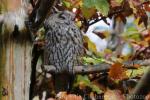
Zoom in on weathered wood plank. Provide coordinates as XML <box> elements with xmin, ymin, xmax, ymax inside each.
<box><xmin>0</xmin><ymin>34</ymin><xmax>32</xmax><ymax>100</ymax></box>
<box><xmin>0</xmin><ymin>0</ymin><xmax>33</xmax><ymax>99</ymax></box>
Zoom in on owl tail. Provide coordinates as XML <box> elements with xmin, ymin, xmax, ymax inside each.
<box><xmin>54</xmin><ymin>73</ymin><xmax>74</xmax><ymax>93</ymax></box>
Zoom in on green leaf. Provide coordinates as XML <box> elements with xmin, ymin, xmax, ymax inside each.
<box><xmin>122</xmin><ymin>24</ymin><xmax>141</xmax><ymax>41</ymax></box>
<box><xmin>83</xmin><ymin>0</ymin><xmax>109</xmax><ymax>16</ymax></box>
<box><xmin>83</xmin><ymin>0</ymin><xmax>95</xmax><ymax>8</ymax></box>
<box><xmin>90</xmin><ymin>85</ymin><xmax>102</xmax><ymax>94</ymax></box>
<box><xmin>75</xmin><ymin>75</ymin><xmax>91</xmax><ymax>86</ymax></box>
<box><xmin>94</xmin><ymin>0</ymin><xmax>109</xmax><ymax>16</ymax></box>
<box><xmin>82</xmin><ymin>56</ymin><xmax>104</xmax><ymax>65</ymax></box>
<box><xmin>62</xmin><ymin>0</ymin><xmax>71</xmax><ymax>8</ymax></box>
<box><xmin>75</xmin><ymin>75</ymin><xmax>102</xmax><ymax>94</ymax></box>
<box><xmin>39</xmin><ymin>27</ymin><xmax>45</xmax><ymax>33</ymax></box>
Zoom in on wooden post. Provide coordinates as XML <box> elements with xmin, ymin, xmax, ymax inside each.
<box><xmin>0</xmin><ymin>33</ymin><xmax>32</xmax><ymax>100</ymax></box>
<box><xmin>0</xmin><ymin>0</ymin><xmax>33</xmax><ymax>99</ymax></box>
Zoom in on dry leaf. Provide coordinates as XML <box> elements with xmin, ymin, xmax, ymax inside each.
<box><xmin>144</xmin><ymin>2</ymin><xmax>150</xmax><ymax>12</ymax></box>
<box><xmin>65</xmin><ymin>94</ymin><xmax>82</xmax><ymax>100</ymax></box>
<box><xmin>56</xmin><ymin>92</ymin><xmax>82</xmax><ymax>100</ymax></box>
<box><xmin>109</xmin><ymin>63</ymin><xmax>127</xmax><ymax>81</ymax></box>
<box><xmin>133</xmin><ymin>64</ymin><xmax>141</xmax><ymax>68</ymax></box>
<box><xmin>110</xmin><ymin>0</ymin><xmax>123</xmax><ymax>7</ymax></box>
<box><xmin>79</xmin><ymin>81</ymin><xmax>87</xmax><ymax>90</ymax></box>
<box><xmin>33</xmin><ymin>96</ymin><xmax>39</xmax><ymax>100</ymax></box>
<box><xmin>83</xmin><ymin>35</ymin><xmax>100</xmax><ymax>56</ymax></box>
<box><xmin>145</xmin><ymin>92</ymin><xmax>150</xmax><ymax>100</ymax></box>
<box><xmin>104</xmin><ymin>89</ymin><xmax>125</xmax><ymax>100</ymax></box>
<box><xmin>47</xmin><ymin>98</ymin><xmax>55</xmax><ymax>100</ymax></box>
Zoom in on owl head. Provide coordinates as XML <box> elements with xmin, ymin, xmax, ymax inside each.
<box><xmin>58</xmin><ymin>10</ymin><xmax>75</xmax><ymax>21</ymax></box>
<box><xmin>44</xmin><ymin>10</ymin><xmax>75</xmax><ymax>30</ymax></box>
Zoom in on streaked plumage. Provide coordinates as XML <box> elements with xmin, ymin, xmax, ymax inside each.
<box><xmin>44</xmin><ymin>10</ymin><xmax>84</xmax><ymax>92</ymax></box>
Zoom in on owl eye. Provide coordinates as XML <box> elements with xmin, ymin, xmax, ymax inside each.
<box><xmin>59</xmin><ymin>13</ymin><xmax>66</xmax><ymax>20</ymax></box>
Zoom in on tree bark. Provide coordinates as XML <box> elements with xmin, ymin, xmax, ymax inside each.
<box><xmin>43</xmin><ymin>59</ymin><xmax>150</xmax><ymax>74</ymax></box>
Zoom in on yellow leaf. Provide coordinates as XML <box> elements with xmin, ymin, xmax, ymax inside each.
<box><xmin>134</xmin><ymin>17</ymin><xmax>143</xmax><ymax>27</ymax></box>
<box><xmin>83</xmin><ymin>35</ymin><xmax>102</xmax><ymax>56</ymax></box>
<box><xmin>75</xmin><ymin>20</ymin><xmax>82</xmax><ymax>28</ymax></box>
<box><xmin>126</xmin><ymin>67</ymin><xmax>148</xmax><ymax>78</ymax></box>
<box><xmin>63</xmin><ymin>0</ymin><xmax>83</xmax><ymax>8</ymax></box>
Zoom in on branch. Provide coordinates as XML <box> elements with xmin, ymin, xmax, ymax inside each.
<box><xmin>30</xmin><ymin>0</ymin><xmax>36</xmax><ymax>7</ymax></box>
<box><xmin>27</xmin><ymin>0</ymin><xmax>56</xmax><ymax>33</ymax></box>
<box><xmin>128</xmin><ymin>67</ymin><xmax>150</xmax><ymax>100</ymax></box>
<box><xmin>123</xmin><ymin>59</ymin><xmax>150</xmax><ymax>68</ymax></box>
<box><xmin>29</xmin><ymin>44</ymin><xmax>43</xmax><ymax>99</ymax></box>
<box><xmin>43</xmin><ymin>59</ymin><xmax>150</xmax><ymax>74</ymax></box>
<box><xmin>89</xmin><ymin>9</ymin><xmax>124</xmax><ymax>26</ymax></box>
<box><xmin>43</xmin><ymin>63</ymin><xmax>110</xmax><ymax>74</ymax></box>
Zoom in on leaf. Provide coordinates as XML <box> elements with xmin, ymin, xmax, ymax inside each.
<box><xmin>130</xmin><ymin>0</ymin><xmax>145</xmax><ymax>6</ymax></box>
<box><xmin>129</xmin><ymin>0</ymin><xmax>137</xmax><ymax>14</ymax></box>
<box><xmin>56</xmin><ymin>92</ymin><xmax>82</xmax><ymax>100</ymax></box>
<box><xmin>115</xmin><ymin>0</ymin><xmax>123</xmax><ymax>4</ymax></box>
<box><xmin>83</xmin><ymin>35</ymin><xmax>102</xmax><ymax>56</ymax></box>
<box><xmin>129</xmin><ymin>0</ymin><xmax>149</xmax><ymax>27</ymax></box>
<box><xmin>81</xmin><ymin>7</ymin><xmax>96</xmax><ymax>19</ymax></box>
<box><xmin>145</xmin><ymin>92</ymin><xmax>150</xmax><ymax>100</ymax></box>
<box><xmin>109</xmin><ymin>63</ymin><xmax>127</xmax><ymax>81</ymax></box>
<box><xmin>94</xmin><ymin>0</ymin><xmax>109</xmax><ymax>16</ymax></box>
<box><xmin>122</xmin><ymin>1</ymin><xmax>133</xmax><ymax>16</ymax></box>
<box><xmin>122</xmin><ymin>23</ymin><xmax>141</xmax><ymax>41</ymax></box>
<box><xmin>126</xmin><ymin>67</ymin><xmax>148</xmax><ymax>78</ymax></box>
<box><xmin>138</xmin><ymin>15</ymin><xmax>148</xmax><ymax>28</ymax></box>
<box><xmin>75</xmin><ymin>75</ymin><xmax>102</xmax><ymax>94</ymax></box>
<box><xmin>75</xmin><ymin>20</ymin><xmax>82</xmax><ymax>28</ymax></box>
<box><xmin>62</xmin><ymin>0</ymin><xmax>82</xmax><ymax>8</ymax></box>
<box><xmin>62</xmin><ymin>1</ymin><xmax>71</xmax><ymax>8</ymax></box>
<box><xmin>132</xmin><ymin>64</ymin><xmax>141</xmax><ymax>69</ymax></box>
<box><xmin>47</xmin><ymin>98</ymin><xmax>55</xmax><ymax>100</ymax></box>
<box><xmin>33</xmin><ymin>96</ymin><xmax>39</xmax><ymax>100</ymax></box>
<box><xmin>91</xmin><ymin>85</ymin><xmax>102</xmax><ymax>94</ymax></box>
<box><xmin>119</xmin><ymin>14</ymin><xmax>127</xmax><ymax>24</ymax></box>
<box><xmin>104</xmin><ymin>89</ymin><xmax>125</xmax><ymax>100</ymax></box>
<box><xmin>82</xmin><ymin>56</ymin><xmax>104</xmax><ymax>65</ymax></box>
<box><xmin>133</xmin><ymin>4</ymin><xmax>148</xmax><ymax>28</ymax></box>
<box><xmin>83</xmin><ymin>0</ymin><xmax>109</xmax><ymax>16</ymax></box>
<box><xmin>121</xmin><ymin>43</ymin><xmax>134</xmax><ymax>59</ymax></box>
<box><xmin>75</xmin><ymin>75</ymin><xmax>91</xmax><ymax>87</ymax></box>
<box><xmin>110</xmin><ymin>0</ymin><xmax>123</xmax><ymax>7</ymax></box>
<box><xmin>144</xmin><ymin>2</ymin><xmax>150</xmax><ymax>12</ymax></box>
<box><xmin>83</xmin><ymin>0</ymin><xmax>95</xmax><ymax>8</ymax></box>
<box><xmin>64</xmin><ymin>94</ymin><xmax>82</xmax><ymax>100</ymax></box>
